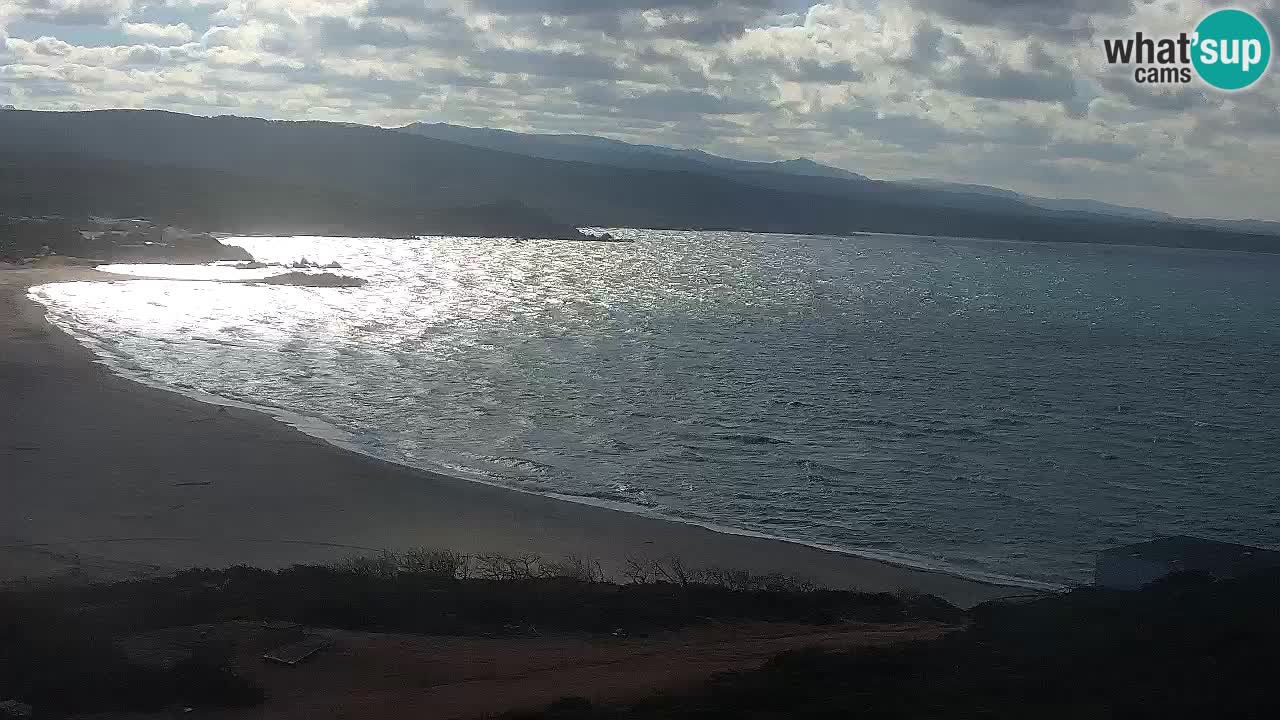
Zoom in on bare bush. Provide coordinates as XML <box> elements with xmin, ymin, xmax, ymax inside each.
<box><xmin>330</xmin><ymin>549</ymin><xmax>822</xmax><ymax>594</ymax></box>
<box><xmin>331</xmin><ymin>550</ymin><xmax>399</xmax><ymax>579</ymax></box>
<box><xmin>399</xmin><ymin>548</ymin><xmax>473</xmax><ymax>579</ymax></box>
<box><xmin>621</xmin><ymin>556</ymin><xmax>656</xmax><ymax>584</ymax></box>
<box><xmin>701</xmin><ymin>568</ymin><xmax>817</xmax><ymax>593</ymax></box>
<box><xmin>620</xmin><ymin>556</ymin><xmax>697</xmax><ymax>588</ymax></box>
<box><xmin>538</xmin><ymin>554</ymin><xmax>606</xmax><ymax>583</ymax></box>
<box><xmin>474</xmin><ymin>553</ymin><xmax>544</xmax><ymax>581</ymax></box>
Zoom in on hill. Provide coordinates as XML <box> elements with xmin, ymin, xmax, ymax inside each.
<box><xmin>0</xmin><ymin>149</ymin><xmax>585</xmax><ymax>240</ymax></box>
<box><xmin>398</xmin><ymin>122</ymin><xmax>871</xmax><ymax>184</ymax></box>
<box><xmin>909</xmin><ymin>178</ymin><xmax>1280</xmax><ymax>235</ymax></box>
<box><xmin>1</xmin><ymin>109</ymin><xmax>1278</xmax><ymax>252</ymax></box>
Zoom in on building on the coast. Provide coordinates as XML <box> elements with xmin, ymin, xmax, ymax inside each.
<box><xmin>1095</xmin><ymin>536</ymin><xmax>1280</xmax><ymax>590</ymax></box>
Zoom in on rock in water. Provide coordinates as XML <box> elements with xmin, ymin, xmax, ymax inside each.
<box><xmin>255</xmin><ymin>272</ymin><xmax>366</xmax><ymax>288</ymax></box>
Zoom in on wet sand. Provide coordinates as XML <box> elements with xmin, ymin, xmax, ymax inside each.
<box><xmin>1</xmin><ymin>267</ymin><xmax>1018</xmax><ymax>607</ymax></box>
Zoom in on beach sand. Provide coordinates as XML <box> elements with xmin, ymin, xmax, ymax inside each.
<box><xmin>1</xmin><ymin>267</ymin><xmax>1018</xmax><ymax>607</ymax></box>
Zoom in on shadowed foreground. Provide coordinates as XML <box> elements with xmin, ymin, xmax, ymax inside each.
<box><xmin>3</xmin><ymin>561</ymin><xmax>1277</xmax><ymax>719</ymax></box>
<box><xmin>513</xmin><ymin>569</ymin><xmax>1280</xmax><ymax>720</ymax></box>
<box><xmin>0</xmin><ymin>557</ymin><xmax>959</xmax><ymax>718</ymax></box>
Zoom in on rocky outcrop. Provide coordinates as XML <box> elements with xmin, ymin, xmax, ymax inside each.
<box><xmin>0</xmin><ymin>217</ymin><xmax>92</xmax><ymax>259</ymax></box>
<box><xmin>2</xmin><ymin>216</ymin><xmax>253</xmax><ymax>264</ymax></box>
<box><xmin>289</xmin><ymin>258</ymin><xmax>342</xmax><ymax>269</ymax></box>
<box><xmin>574</xmin><ymin>231</ymin><xmax>632</xmax><ymax>243</ymax></box>
<box><xmin>254</xmin><ymin>272</ymin><xmax>366</xmax><ymax>288</ymax></box>
<box><xmin>103</xmin><ymin>225</ymin><xmax>253</xmax><ymax>264</ymax></box>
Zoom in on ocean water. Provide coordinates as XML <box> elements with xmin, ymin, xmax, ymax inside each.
<box><xmin>30</xmin><ymin>229</ymin><xmax>1280</xmax><ymax>588</ymax></box>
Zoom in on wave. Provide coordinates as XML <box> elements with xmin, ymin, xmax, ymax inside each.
<box><xmin>712</xmin><ymin>432</ymin><xmax>790</xmax><ymax>445</ymax></box>
<box><xmin>29</xmin><ymin>283</ymin><xmax>1057</xmax><ymax>592</ymax></box>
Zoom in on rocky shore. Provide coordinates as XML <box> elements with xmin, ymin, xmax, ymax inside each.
<box><xmin>1</xmin><ymin>216</ymin><xmax>252</xmax><ymax>265</ymax></box>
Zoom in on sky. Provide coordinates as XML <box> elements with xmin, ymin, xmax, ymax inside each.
<box><xmin>1</xmin><ymin>0</ymin><xmax>1277</xmax><ymax>220</ymax></box>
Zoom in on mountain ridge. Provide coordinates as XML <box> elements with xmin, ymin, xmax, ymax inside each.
<box><xmin>0</xmin><ymin>109</ymin><xmax>1277</xmax><ymax>252</ymax></box>
<box><xmin>400</xmin><ymin>120</ymin><xmax>1280</xmax><ymax>234</ymax></box>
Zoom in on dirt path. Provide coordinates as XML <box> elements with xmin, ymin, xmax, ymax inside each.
<box><xmin>145</xmin><ymin>621</ymin><xmax>947</xmax><ymax>719</ymax></box>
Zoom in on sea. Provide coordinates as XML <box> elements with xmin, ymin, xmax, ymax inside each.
<box><xmin>29</xmin><ymin>228</ymin><xmax>1280</xmax><ymax>589</ymax></box>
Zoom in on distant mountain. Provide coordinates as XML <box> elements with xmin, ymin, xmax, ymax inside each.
<box><xmin>1185</xmin><ymin>217</ymin><xmax>1280</xmax><ymax>236</ymax></box>
<box><xmin>770</xmin><ymin>157</ymin><xmax>869</xmax><ymax>182</ymax></box>
<box><xmin>908</xmin><ymin>179</ymin><xmax>1171</xmax><ymax>221</ymax></box>
<box><xmin>398</xmin><ymin>122</ymin><xmax>870</xmax><ymax>186</ymax></box>
<box><xmin>1029</xmin><ymin>197</ymin><xmax>1171</xmax><ymax>221</ymax></box>
<box><xmin>905</xmin><ymin>179</ymin><xmax>1028</xmax><ymax>202</ymax></box>
<box><xmin>0</xmin><ymin>149</ymin><xmax>585</xmax><ymax>240</ymax></box>
<box><xmin>0</xmin><ymin>109</ymin><xmax>1277</xmax><ymax>253</ymax></box>
<box><xmin>908</xmin><ymin>178</ymin><xmax>1280</xmax><ymax>236</ymax></box>
<box><xmin>402</xmin><ymin>122</ymin><xmax>1280</xmax><ymax>235</ymax></box>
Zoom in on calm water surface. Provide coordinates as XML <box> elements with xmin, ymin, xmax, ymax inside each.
<box><xmin>31</xmin><ymin>229</ymin><xmax>1280</xmax><ymax>586</ymax></box>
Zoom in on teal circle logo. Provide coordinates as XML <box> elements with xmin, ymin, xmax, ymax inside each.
<box><xmin>1192</xmin><ymin>8</ymin><xmax>1271</xmax><ymax>91</ymax></box>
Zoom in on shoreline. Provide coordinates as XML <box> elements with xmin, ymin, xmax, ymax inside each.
<box><xmin>2</xmin><ymin>267</ymin><xmax>1026</xmax><ymax>607</ymax></box>
<box><xmin>34</xmin><ymin>286</ymin><xmax>1060</xmax><ymax>593</ymax></box>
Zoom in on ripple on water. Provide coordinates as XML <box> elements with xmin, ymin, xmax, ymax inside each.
<box><xmin>29</xmin><ymin>230</ymin><xmax>1280</xmax><ymax>587</ymax></box>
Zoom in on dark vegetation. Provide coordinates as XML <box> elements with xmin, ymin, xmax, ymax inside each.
<box><xmin>5</xmin><ymin>551</ymin><xmax>1278</xmax><ymax>718</ymax></box>
<box><xmin>2</xmin><ymin>109</ymin><xmax>1278</xmax><ymax>252</ymax></box>
<box><xmin>0</xmin><ymin>550</ymin><xmax>954</xmax><ymax>715</ymax></box>
<box><xmin>6</xmin><ymin>551</ymin><xmax>957</xmax><ymax>639</ymax></box>
<box><xmin>0</xmin><ymin>150</ymin><xmax>586</xmax><ymax>243</ymax></box>
<box><xmin>0</xmin><ymin>593</ymin><xmax>263</xmax><ymax>715</ymax></box>
<box><xmin>511</xmin><ymin>570</ymin><xmax>1280</xmax><ymax>719</ymax></box>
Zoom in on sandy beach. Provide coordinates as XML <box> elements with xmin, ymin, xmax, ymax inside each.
<box><xmin>1</xmin><ymin>267</ymin><xmax>1016</xmax><ymax>607</ymax></box>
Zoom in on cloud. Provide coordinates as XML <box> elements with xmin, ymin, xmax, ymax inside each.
<box><xmin>469</xmin><ymin>0</ymin><xmax>783</xmax><ymax>42</ymax></box>
<box><xmin>893</xmin><ymin>19</ymin><xmax>970</xmax><ymax>72</ymax></box>
<box><xmin>468</xmin><ymin>47</ymin><xmax>624</xmax><ymax>81</ymax></box>
<box><xmin>907</xmin><ymin>0</ymin><xmax>1133</xmax><ymax>39</ymax></box>
<box><xmin>0</xmin><ymin>0</ymin><xmax>1277</xmax><ymax>220</ymax></box>
<box><xmin>1050</xmin><ymin>138</ymin><xmax>1140</xmax><ymax>163</ymax></box>
<box><xmin>470</xmin><ymin>0</ymin><xmax>776</xmax><ymax>15</ymax></box>
<box><xmin>1096</xmin><ymin>74</ymin><xmax>1209</xmax><ymax>111</ymax></box>
<box><xmin>364</xmin><ymin>0</ymin><xmax>455</xmax><ymax>21</ymax></box>
<box><xmin>7</xmin><ymin>0</ymin><xmax>133</xmax><ymax>26</ymax></box>
<box><xmin>309</xmin><ymin>17</ymin><xmax>419</xmax><ymax>48</ymax></box>
<box><xmin>577</xmin><ymin>84</ymin><xmax>771</xmax><ymax>117</ymax></box>
<box><xmin>121</xmin><ymin>22</ymin><xmax>195</xmax><ymax>44</ymax></box>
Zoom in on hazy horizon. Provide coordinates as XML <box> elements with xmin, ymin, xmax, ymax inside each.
<box><xmin>2</xmin><ymin>1</ymin><xmax>1278</xmax><ymax>222</ymax></box>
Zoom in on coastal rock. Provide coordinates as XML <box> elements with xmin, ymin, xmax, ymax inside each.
<box><xmin>287</xmin><ymin>258</ymin><xmax>343</xmax><ymax>269</ymax></box>
<box><xmin>255</xmin><ymin>272</ymin><xmax>367</xmax><ymax>288</ymax></box>
<box><xmin>1</xmin><ymin>216</ymin><xmax>89</xmax><ymax>258</ymax></box>
<box><xmin>574</xmin><ymin>232</ymin><xmax>632</xmax><ymax>243</ymax></box>
<box><xmin>109</xmin><ymin>228</ymin><xmax>253</xmax><ymax>264</ymax></box>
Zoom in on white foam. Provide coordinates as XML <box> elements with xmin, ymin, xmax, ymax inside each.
<box><xmin>29</xmin><ymin>281</ymin><xmax>1058</xmax><ymax>593</ymax></box>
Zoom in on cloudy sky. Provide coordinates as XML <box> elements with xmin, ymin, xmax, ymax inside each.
<box><xmin>1</xmin><ymin>0</ymin><xmax>1277</xmax><ymax>220</ymax></box>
